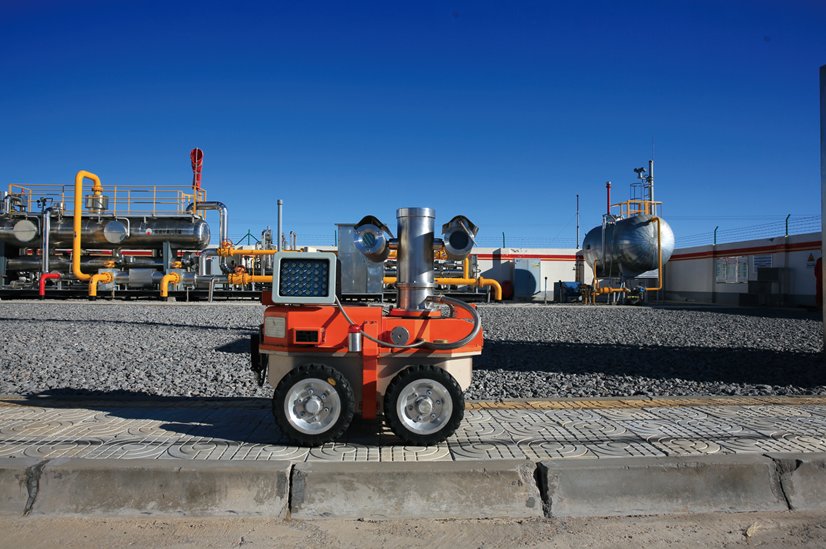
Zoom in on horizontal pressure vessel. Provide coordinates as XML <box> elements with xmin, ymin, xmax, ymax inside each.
<box><xmin>582</xmin><ymin>214</ymin><xmax>675</xmax><ymax>279</ymax></box>
<box><xmin>0</xmin><ymin>216</ymin><xmax>210</xmax><ymax>250</ymax></box>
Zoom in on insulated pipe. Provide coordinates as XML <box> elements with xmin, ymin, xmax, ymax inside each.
<box><xmin>7</xmin><ymin>257</ymin><xmax>162</xmax><ymax>271</ymax></box>
<box><xmin>198</xmin><ymin>248</ymin><xmax>219</xmax><ymax>276</ymax></box>
<box><xmin>38</xmin><ymin>273</ymin><xmax>61</xmax><ymax>299</ymax></box>
<box><xmin>73</xmin><ymin>170</ymin><xmax>103</xmax><ymax>281</ymax></box>
<box><xmin>41</xmin><ymin>207</ymin><xmax>52</xmax><ymax>273</ymax></box>
<box><xmin>186</xmin><ymin>201</ymin><xmax>230</xmax><ymax>273</ymax></box>
<box><xmin>160</xmin><ymin>272</ymin><xmax>181</xmax><ymax>298</ymax></box>
<box><xmin>88</xmin><ymin>271</ymin><xmax>114</xmax><ymax>298</ymax></box>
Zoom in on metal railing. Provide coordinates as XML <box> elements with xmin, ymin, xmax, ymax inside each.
<box><xmin>7</xmin><ymin>183</ymin><xmax>206</xmax><ymax>216</ymax></box>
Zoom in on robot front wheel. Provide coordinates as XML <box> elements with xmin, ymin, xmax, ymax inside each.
<box><xmin>272</xmin><ymin>363</ymin><xmax>464</xmax><ymax>446</ymax></box>
<box><xmin>383</xmin><ymin>365</ymin><xmax>465</xmax><ymax>446</ymax></box>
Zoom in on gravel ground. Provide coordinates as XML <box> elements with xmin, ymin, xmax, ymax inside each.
<box><xmin>0</xmin><ymin>301</ymin><xmax>823</xmax><ymax>399</ymax></box>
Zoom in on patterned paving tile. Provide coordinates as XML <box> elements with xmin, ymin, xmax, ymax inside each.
<box><xmin>650</xmin><ymin>438</ymin><xmax>727</xmax><ymax>456</ymax></box>
<box><xmin>1</xmin><ymin>399</ymin><xmax>826</xmax><ymax>462</ymax></box>
<box><xmin>516</xmin><ymin>438</ymin><xmax>592</xmax><ymax>460</ymax></box>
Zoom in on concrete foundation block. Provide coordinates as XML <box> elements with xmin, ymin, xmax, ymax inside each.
<box><xmin>539</xmin><ymin>455</ymin><xmax>787</xmax><ymax>517</ymax></box>
<box><xmin>0</xmin><ymin>458</ymin><xmax>39</xmax><ymax>515</ymax></box>
<box><xmin>291</xmin><ymin>460</ymin><xmax>543</xmax><ymax>520</ymax></box>
<box><xmin>31</xmin><ymin>458</ymin><xmax>291</xmax><ymax>516</ymax></box>
<box><xmin>768</xmin><ymin>452</ymin><xmax>826</xmax><ymax>511</ymax></box>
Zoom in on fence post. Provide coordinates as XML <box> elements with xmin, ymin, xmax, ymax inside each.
<box><xmin>713</xmin><ymin>226</ymin><xmax>718</xmax><ymax>246</ymax></box>
<box><xmin>819</xmin><ymin>65</ymin><xmax>825</xmax><ymax>345</ymax></box>
<box><xmin>785</xmin><ymin>213</ymin><xmax>791</xmax><ymax>237</ymax></box>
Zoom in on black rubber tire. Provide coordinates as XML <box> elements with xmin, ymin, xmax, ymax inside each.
<box><xmin>272</xmin><ymin>364</ymin><xmax>355</xmax><ymax>446</ymax></box>
<box><xmin>384</xmin><ymin>365</ymin><xmax>464</xmax><ymax>445</ymax></box>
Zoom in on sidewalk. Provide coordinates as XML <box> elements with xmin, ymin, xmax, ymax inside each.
<box><xmin>3</xmin><ymin>395</ymin><xmax>826</xmax><ymax>519</ymax></box>
<box><xmin>2</xmin><ymin>395</ymin><xmax>826</xmax><ymax>462</ymax></box>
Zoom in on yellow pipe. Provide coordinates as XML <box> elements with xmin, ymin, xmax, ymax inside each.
<box><xmin>72</xmin><ymin>170</ymin><xmax>103</xmax><ymax>282</ymax></box>
<box><xmin>477</xmin><ymin>276</ymin><xmax>503</xmax><ymax>301</ymax></box>
<box><xmin>221</xmin><ymin>248</ymin><xmax>277</xmax><ymax>256</ymax></box>
<box><xmin>382</xmin><ymin>275</ymin><xmax>503</xmax><ymax>301</ymax></box>
<box><xmin>88</xmin><ymin>272</ymin><xmax>113</xmax><ymax>298</ymax></box>
<box><xmin>590</xmin><ymin>258</ymin><xmax>629</xmax><ymax>298</ymax></box>
<box><xmin>227</xmin><ymin>273</ymin><xmax>273</xmax><ymax>285</ymax></box>
<box><xmin>462</xmin><ymin>257</ymin><xmax>470</xmax><ymax>279</ymax></box>
<box><xmin>648</xmin><ymin>217</ymin><xmax>664</xmax><ymax>291</ymax></box>
<box><xmin>160</xmin><ymin>272</ymin><xmax>181</xmax><ymax>298</ymax></box>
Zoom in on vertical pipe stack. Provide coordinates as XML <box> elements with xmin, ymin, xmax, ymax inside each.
<box><xmin>396</xmin><ymin>207</ymin><xmax>436</xmax><ymax>311</ymax></box>
<box><xmin>820</xmin><ymin>65</ymin><xmax>826</xmax><ymax>348</ymax></box>
<box><xmin>41</xmin><ymin>207</ymin><xmax>52</xmax><ymax>273</ymax></box>
<box><xmin>277</xmin><ymin>199</ymin><xmax>283</xmax><ymax>252</ymax></box>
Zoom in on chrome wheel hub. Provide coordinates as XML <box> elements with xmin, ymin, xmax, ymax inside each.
<box><xmin>285</xmin><ymin>378</ymin><xmax>340</xmax><ymax>435</ymax></box>
<box><xmin>397</xmin><ymin>379</ymin><xmax>453</xmax><ymax>436</ymax></box>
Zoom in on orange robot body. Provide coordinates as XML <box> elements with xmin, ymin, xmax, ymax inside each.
<box><xmin>251</xmin><ymin>207</ymin><xmax>483</xmax><ymax>446</ymax></box>
<box><xmin>259</xmin><ymin>298</ymin><xmax>482</xmax><ymax>414</ymax></box>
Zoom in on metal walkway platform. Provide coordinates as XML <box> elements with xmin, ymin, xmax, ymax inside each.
<box><xmin>2</xmin><ymin>395</ymin><xmax>826</xmax><ymax>462</ymax></box>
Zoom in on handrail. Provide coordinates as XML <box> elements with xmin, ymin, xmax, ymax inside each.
<box><xmin>7</xmin><ymin>182</ymin><xmax>206</xmax><ymax>216</ymax></box>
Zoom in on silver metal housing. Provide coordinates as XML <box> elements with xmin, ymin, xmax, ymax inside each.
<box><xmin>396</xmin><ymin>207</ymin><xmax>436</xmax><ymax>311</ymax></box>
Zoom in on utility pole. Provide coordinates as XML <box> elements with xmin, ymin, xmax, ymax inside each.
<box><xmin>576</xmin><ymin>194</ymin><xmax>580</xmax><ymax>248</ymax></box>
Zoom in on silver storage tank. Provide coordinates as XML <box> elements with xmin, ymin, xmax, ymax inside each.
<box><xmin>0</xmin><ymin>216</ymin><xmax>211</xmax><ymax>249</ymax></box>
<box><xmin>582</xmin><ymin>214</ymin><xmax>675</xmax><ymax>278</ymax></box>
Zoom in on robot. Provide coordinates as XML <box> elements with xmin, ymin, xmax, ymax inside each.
<box><xmin>250</xmin><ymin>207</ymin><xmax>482</xmax><ymax>446</ymax></box>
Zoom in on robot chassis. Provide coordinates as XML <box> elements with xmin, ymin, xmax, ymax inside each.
<box><xmin>251</xmin><ymin>207</ymin><xmax>482</xmax><ymax>446</ymax></box>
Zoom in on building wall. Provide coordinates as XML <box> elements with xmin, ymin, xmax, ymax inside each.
<box><xmin>464</xmin><ymin>248</ymin><xmax>592</xmax><ymax>301</ymax></box>
<box><xmin>471</xmin><ymin>248</ymin><xmax>590</xmax><ymax>301</ymax></box>
<box><xmin>664</xmin><ymin>232</ymin><xmax>821</xmax><ymax>307</ymax></box>
<box><xmin>466</xmin><ymin>234</ymin><xmax>822</xmax><ymax>306</ymax></box>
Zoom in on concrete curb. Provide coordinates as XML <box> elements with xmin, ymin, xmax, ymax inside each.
<box><xmin>0</xmin><ymin>459</ymin><xmax>40</xmax><ymax>515</ymax></box>
<box><xmin>290</xmin><ymin>460</ymin><xmax>543</xmax><ymax>520</ymax></box>
<box><xmin>1</xmin><ymin>453</ymin><xmax>825</xmax><ymax>518</ymax></box>
<box><xmin>769</xmin><ymin>453</ymin><xmax>826</xmax><ymax>511</ymax></box>
<box><xmin>26</xmin><ymin>459</ymin><xmax>291</xmax><ymax>517</ymax></box>
<box><xmin>538</xmin><ymin>455</ymin><xmax>788</xmax><ymax>517</ymax></box>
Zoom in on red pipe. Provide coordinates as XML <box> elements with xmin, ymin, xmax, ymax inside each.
<box><xmin>606</xmin><ymin>181</ymin><xmax>611</xmax><ymax>215</ymax></box>
<box><xmin>190</xmin><ymin>148</ymin><xmax>204</xmax><ymax>191</ymax></box>
<box><xmin>39</xmin><ymin>273</ymin><xmax>61</xmax><ymax>299</ymax></box>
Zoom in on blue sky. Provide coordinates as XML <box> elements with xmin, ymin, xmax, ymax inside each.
<box><xmin>1</xmin><ymin>0</ymin><xmax>824</xmax><ymax>248</ymax></box>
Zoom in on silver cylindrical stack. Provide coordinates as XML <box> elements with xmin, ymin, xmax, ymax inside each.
<box><xmin>277</xmin><ymin>199</ymin><xmax>283</xmax><ymax>252</ymax></box>
<box><xmin>396</xmin><ymin>207</ymin><xmax>435</xmax><ymax>311</ymax></box>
